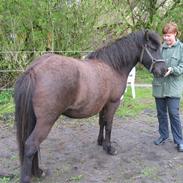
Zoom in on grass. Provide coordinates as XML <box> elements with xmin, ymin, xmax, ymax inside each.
<box><xmin>0</xmin><ymin>177</ymin><xmax>10</xmax><ymax>183</ymax></box>
<box><xmin>1</xmin><ymin>67</ymin><xmax>183</xmax><ymax>122</ymax></box>
<box><xmin>136</xmin><ymin>64</ymin><xmax>153</xmax><ymax>84</ymax></box>
<box><xmin>0</xmin><ymin>91</ymin><xmax>14</xmax><ymax>127</ymax></box>
<box><xmin>116</xmin><ymin>86</ymin><xmax>155</xmax><ymax>117</ymax></box>
<box><xmin>0</xmin><ymin>67</ymin><xmax>154</xmax><ymax>127</ymax></box>
<box><xmin>0</xmin><ymin>90</ymin><xmax>14</xmax><ymax>115</ymax></box>
<box><xmin>117</xmin><ymin>85</ymin><xmax>183</xmax><ymax>118</ymax></box>
<box><xmin>0</xmin><ymin>87</ymin><xmax>155</xmax><ymax>124</ymax></box>
<box><xmin>68</xmin><ymin>175</ymin><xmax>84</xmax><ymax>182</ymax></box>
<box><xmin>0</xmin><ymin>102</ymin><xmax>14</xmax><ymax>115</ymax></box>
<box><xmin>115</xmin><ymin>65</ymin><xmax>154</xmax><ymax>117</ymax></box>
<box><xmin>140</xmin><ymin>166</ymin><xmax>160</xmax><ymax>181</ymax></box>
<box><xmin>0</xmin><ymin>85</ymin><xmax>156</xmax><ymax>124</ymax></box>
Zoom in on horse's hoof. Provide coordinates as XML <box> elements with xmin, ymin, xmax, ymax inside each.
<box><xmin>41</xmin><ymin>169</ymin><xmax>51</xmax><ymax>177</ymax></box>
<box><xmin>97</xmin><ymin>136</ymin><xmax>103</xmax><ymax>146</ymax></box>
<box><xmin>32</xmin><ymin>168</ymin><xmax>51</xmax><ymax>178</ymax></box>
<box><xmin>103</xmin><ymin>145</ymin><xmax>117</xmax><ymax>155</ymax></box>
<box><xmin>98</xmin><ymin>139</ymin><xmax>103</xmax><ymax>146</ymax></box>
<box><xmin>20</xmin><ymin>176</ymin><xmax>31</xmax><ymax>183</ymax></box>
<box><xmin>108</xmin><ymin>146</ymin><xmax>118</xmax><ymax>155</ymax></box>
<box><xmin>32</xmin><ymin>168</ymin><xmax>43</xmax><ymax>178</ymax></box>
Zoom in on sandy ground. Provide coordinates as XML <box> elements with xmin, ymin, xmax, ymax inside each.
<box><xmin>0</xmin><ymin>109</ymin><xmax>183</xmax><ymax>183</ymax></box>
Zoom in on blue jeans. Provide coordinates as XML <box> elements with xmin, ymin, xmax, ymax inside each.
<box><xmin>155</xmin><ymin>97</ymin><xmax>183</xmax><ymax>144</ymax></box>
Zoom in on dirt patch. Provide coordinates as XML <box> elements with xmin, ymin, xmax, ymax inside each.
<box><xmin>1</xmin><ymin>110</ymin><xmax>183</xmax><ymax>183</ymax></box>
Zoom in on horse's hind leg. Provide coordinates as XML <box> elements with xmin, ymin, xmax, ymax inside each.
<box><xmin>20</xmin><ymin>118</ymin><xmax>55</xmax><ymax>183</ymax></box>
<box><xmin>101</xmin><ymin>100</ymin><xmax>120</xmax><ymax>155</ymax></box>
<box><xmin>21</xmin><ymin>134</ymin><xmax>40</xmax><ymax>183</ymax></box>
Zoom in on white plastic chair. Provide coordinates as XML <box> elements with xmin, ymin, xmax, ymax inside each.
<box><xmin>121</xmin><ymin>67</ymin><xmax>136</xmax><ymax>99</ymax></box>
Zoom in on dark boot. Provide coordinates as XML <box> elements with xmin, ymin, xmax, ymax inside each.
<box><xmin>154</xmin><ymin>137</ymin><xmax>167</xmax><ymax>145</ymax></box>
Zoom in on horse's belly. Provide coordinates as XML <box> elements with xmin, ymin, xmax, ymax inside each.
<box><xmin>63</xmin><ymin>110</ymin><xmax>98</xmax><ymax>119</ymax></box>
<box><xmin>63</xmin><ymin>103</ymin><xmax>103</xmax><ymax>119</ymax></box>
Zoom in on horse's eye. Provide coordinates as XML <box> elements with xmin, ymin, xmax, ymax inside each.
<box><xmin>148</xmin><ymin>45</ymin><xmax>157</xmax><ymax>51</ymax></box>
<box><xmin>146</xmin><ymin>41</ymin><xmax>159</xmax><ymax>51</ymax></box>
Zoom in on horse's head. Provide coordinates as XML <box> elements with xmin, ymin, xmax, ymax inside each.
<box><xmin>139</xmin><ymin>30</ymin><xmax>167</xmax><ymax>77</ymax></box>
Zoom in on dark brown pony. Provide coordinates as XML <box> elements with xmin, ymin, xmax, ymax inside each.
<box><xmin>15</xmin><ymin>30</ymin><xmax>166</xmax><ymax>183</ymax></box>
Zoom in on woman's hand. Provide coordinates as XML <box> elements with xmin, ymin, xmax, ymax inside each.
<box><xmin>164</xmin><ymin>67</ymin><xmax>173</xmax><ymax>77</ymax></box>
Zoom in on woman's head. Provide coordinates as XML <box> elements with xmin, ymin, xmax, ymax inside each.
<box><xmin>162</xmin><ymin>22</ymin><xmax>178</xmax><ymax>46</ymax></box>
<box><xmin>162</xmin><ymin>22</ymin><xmax>178</xmax><ymax>35</ymax></box>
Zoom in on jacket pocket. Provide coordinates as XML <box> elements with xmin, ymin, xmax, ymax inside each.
<box><xmin>170</xmin><ymin>56</ymin><xmax>179</xmax><ymax>67</ymax></box>
<box><xmin>152</xmin><ymin>82</ymin><xmax>163</xmax><ymax>97</ymax></box>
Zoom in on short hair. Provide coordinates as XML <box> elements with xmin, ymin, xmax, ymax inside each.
<box><xmin>162</xmin><ymin>22</ymin><xmax>179</xmax><ymax>36</ymax></box>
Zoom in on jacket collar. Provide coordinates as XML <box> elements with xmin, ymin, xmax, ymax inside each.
<box><xmin>162</xmin><ymin>39</ymin><xmax>180</xmax><ymax>48</ymax></box>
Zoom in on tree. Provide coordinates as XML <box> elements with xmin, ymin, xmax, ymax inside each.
<box><xmin>0</xmin><ymin>0</ymin><xmax>182</xmax><ymax>87</ymax></box>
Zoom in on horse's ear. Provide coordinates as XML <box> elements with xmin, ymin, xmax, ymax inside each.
<box><xmin>145</xmin><ymin>30</ymin><xmax>149</xmax><ymax>42</ymax></box>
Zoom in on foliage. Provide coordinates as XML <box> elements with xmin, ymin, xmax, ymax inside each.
<box><xmin>128</xmin><ymin>0</ymin><xmax>183</xmax><ymax>37</ymax></box>
<box><xmin>0</xmin><ymin>0</ymin><xmax>104</xmax><ymax>86</ymax></box>
<box><xmin>0</xmin><ymin>1</ymin><xmax>104</xmax><ymax>55</ymax></box>
<box><xmin>154</xmin><ymin>0</ymin><xmax>183</xmax><ymax>40</ymax></box>
<box><xmin>0</xmin><ymin>0</ymin><xmax>182</xmax><ymax>88</ymax></box>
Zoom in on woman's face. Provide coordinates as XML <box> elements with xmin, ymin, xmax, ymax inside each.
<box><xmin>163</xmin><ymin>32</ymin><xmax>176</xmax><ymax>46</ymax></box>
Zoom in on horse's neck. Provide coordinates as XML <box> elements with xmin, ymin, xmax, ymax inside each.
<box><xmin>120</xmin><ymin>44</ymin><xmax>139</xmax><ymax>71</ymax></box>
<box><xmin>121</xmin><ymin>63</ymin><xmax>136</xmax><ymax>76</ymax></box>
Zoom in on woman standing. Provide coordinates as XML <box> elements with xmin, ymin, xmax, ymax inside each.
<box><xmin>153</xmin><ymin>22</ymin><xmax>183</xmax><ymax>152</ymax></box>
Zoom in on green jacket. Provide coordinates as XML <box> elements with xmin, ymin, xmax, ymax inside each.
<box><xmin>152</xmin><ymin>39</ymin><xmax>183</xmax><ymax>98</ymax></box>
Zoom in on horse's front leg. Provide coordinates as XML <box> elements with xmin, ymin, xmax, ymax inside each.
<box><xmin>102</xmin><ymin>100</ymin><xmax>120</xmax><ymax>155</ymax></box>
<box><xmin>97</xmin><ymin>110</ymin><xmax>106</xmax><ymax>146</ymax></box>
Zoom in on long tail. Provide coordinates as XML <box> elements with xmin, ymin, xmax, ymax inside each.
<box><xmin>14</xmin><ymin>70</ymin><xmax>40</xmax><ymax>176</ymax></box>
